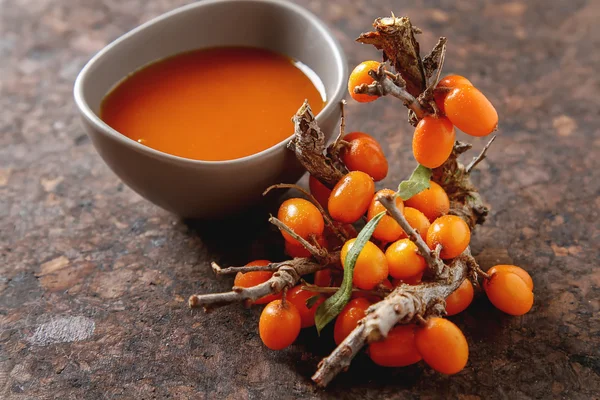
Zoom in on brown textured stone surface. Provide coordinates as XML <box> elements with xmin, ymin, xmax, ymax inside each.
<box><xmin>1</xmin><ymin>0</ymin><xmax>599</xmax><ymax>398</ymax></box>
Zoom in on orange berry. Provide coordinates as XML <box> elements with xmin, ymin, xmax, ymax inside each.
<box><xmin>398</xmin><ymin>207</ymin><xmax>431</xmax><ymax>241</ymax></box>
<box><xmin>284</xmin><ymin>235</ymin><xmax>327</xmax><ymax>258</ymax></box>
<box><xmin>333</xmin><ymin>298</ymin><xmax>371</xmax><ymax>345</ymax></box>
<box><xmin>426</xmin><ymin>215</ymin><xmax>471</xmax><ymax>259</ymax></box>
<box><xmin>314</xmin><ymin>269</ymin><xmax>333</xmax><ymax>287</ymax></box>
<box><xmin>434</xmin><ymin>75</ymin><xmax>473</xmax><ymax>114</ymax></box>
<box><xmin>445</xmin><ymin>279</ymin><xmax>474</xmax><ymax>316</ymax></box>
<box><xmin>367</xmin><ymin>189</ymin><xmax>404</xmax><ymax>242</ymax></box>
<box><xmin>484</xmin><ymin>271</ymin><xmax>533</xmax><ymax>316</ymax></box>
<box><xmin>348</xmin><ymin>61</ymin><xmax>381</xmax><ymax>103</ymax></box>
<box><xmin>438</xmin><ymin>75</ymin><xmax>473</xmax><ymax>88</ymax></box>
<box><xmin>368</xmin><ymin>325</ymin><xmax>422</xmax><ymax>367</ymax></box>
<box><xmin>385</xmin><ymin>239</ymin><xmax>427</xmax><ymax>280</ymax></box>
<box><xmin>404</xmin><ymin>181</ymin><xmax>450</xmax><ymax>222</ymax></box>
<box><xmin>287</xmin><ymin>286</ymin><xmax>325</xmax><ymax>328</ymax></box>
<box><xmin>277</xmin><ymin>198</ymin><xmax>324</xmax><ymax>246</ymax></box>
<box><xmin>415</xmin><ymin>317</ymin><xmax>469</xmax><ymax>374</ymax></box>
<box><xmin>412</xmin><ymin>116</ymin><xmax>456</xmax><ymax>168</ymax></box>
<box><xmin>487</xmin><ymin>265</ymin><xmax>533</xmax><ymax>291</ymax></box>
<box><xmin>341</xmin><ymin>239</ymin><xmax>388</xmax><ymax>290</ymax></box>
<box><xmin>328</xmin><ymin>171</ymin><xmax>375</xmax><ymax>223</ymax></box>
<box><xmin>234</xmin><ymin>260</ymin><xmax>280</xmax><ymax>305</ymax></box>
<box><xmin>341</xmin><ymin>137</ymin><xmax>388</xmax><ymax>181</ymax></box>
<box><xmin>259</xmin><ymin>299</ymin><xmax>301</xmax><ymax>350</ymax></box>
<box><xmin>343</xmin><ymin>131</ymin><xmax>381</xmax><ymax>145</ymax></box>
<box><xmin>308</xmin><ymin>175</ymin><xmax>332</xmax><ymax>208</ymax></box>
<box><xmin>444</xmin><ymin>86</ymin><xmax>498</xmax><ymax>137</ymax></box>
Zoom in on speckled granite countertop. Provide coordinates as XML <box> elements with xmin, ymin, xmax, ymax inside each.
<box><xmin>1</xmin><ymin>0</ymin><xmax>599</xmax><ymax>398</ymax></box>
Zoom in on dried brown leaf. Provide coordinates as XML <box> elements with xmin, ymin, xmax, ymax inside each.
<box><xmin>422</xmin><ymin>37</ymin><xmax>447</xmax><ymax>81</ymax></box>
<box><xmin>357</xmin><ymin>16</ymin><xmax>426</xmax><ymax>97</ymax></box>
<box><xmin>288</xmin><ymin>101</ymin><xmax>346</xmax><ymax>187</ymax></box>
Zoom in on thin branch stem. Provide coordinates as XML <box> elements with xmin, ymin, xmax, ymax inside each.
<box><xmin>331</xmin><ymin>100</ymin><xmax>347</xmax><ymax>150</ymax></box>
<box><xmin>377</xmin><ymin>193</ymin><xmax>446</xmax><ymax>277</ymax></box>
<box><xmin>476</xmin><ymin>267</ymin><xmax>492</xmax><ymax>280</ymax></box>
<box><xmin>189</xmin><ymin>257</ymin><xmax>334</xmax><ymax>310</ymax></box>
<box><xmin>465</xmin><ymin>255</ymin><xmax>491</xmax><ymax>280</ymax></box>
<box><xmin>353</xmin><ymin>64</ymin><xmax>427</xmax><ymax>119</ymax></box>
<box><xmin>211</xmin><ymin>261</ymin><xmax>283</xmax><ymax>275</ymax></box>
<box><xmin>466</xmin><ymin>135</ymin><xmax>497</xmax><ymax>174</ymax></box>
<box><xmin>434</xmin><ymin>244</ymin><xmax>442</xmax><ymax>259</ymax></box>
<box><xmin>263</xmin><ymin>184</ymin><xmax>348</xmax><ymax>242</ymax></box>
<box><xmin>268</xmin><ymin>216</ymin><xmax>326</xmax><ymax>259</ymax></box>
<box><xmin>281</xmin><ymin>286</ymin><xmax>289</xmax><ymax>307</ymax></box>
<box><xmin>312</xmin><ymin>249</ymin><xmax>471</xmax><ymax>387</ymax></box>
<box><xmin>326</xmin><ymin>101</ymin><xmax>352</xmax><ymax>176</ymax></box>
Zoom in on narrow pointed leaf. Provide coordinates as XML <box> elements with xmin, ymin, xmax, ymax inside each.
<box><xmin>314</xmin><ymin>211</ymin><xmax>386</xmax><ymax>334</ymax></box>
<box><xmin>398</xmin><ymin>164</ymin><xmax>432</xmax><ymax>200</ymax></box>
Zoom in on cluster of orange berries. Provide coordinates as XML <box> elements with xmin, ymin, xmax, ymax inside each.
<box><xmin>348</xmin><ymin>61</ymin><xmax>498</xmax><ymax>168</ymax></box>
<box><xmin>232</xmin><ymin>125</ymin><xmax>532</xmax><ymax>373</ymax></box>
<box><xmin>226</xmin><ymin>56</ymin><xmax>532</xmax><ymax>376</ymax></box>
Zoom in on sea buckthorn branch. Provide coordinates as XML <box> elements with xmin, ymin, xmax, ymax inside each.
<box><xmin>377</xmin><ymin>192</ymin><xmax>446</xmax><ymax>278</ymax></box>
<box><xmin>187</xmin><ymin>13</ymin><xmax>516</xmax><ymax>385</ymax></box>
<box><xmin>189</xmin><ymin>255</ymin><xmax>339</xmax><ymax>311</ymax></box>
<box><xmin>288</xmin><ymin>101</ymin><xmax>347</xmax><ymax>188</ymax></box>
<box><xmin>312</xmin><ymin>250</ymin><xmax>470</xmax><ymax>387</ymax></box>
<box><xmin>263</xmin><ymin>183</ymin><xmax>349</xmax><ymax>242</ymax></box>
<box><xmin>353</xmin><ymin>64</ymin><xmax>427</xmax><ymax>120</ymax></box>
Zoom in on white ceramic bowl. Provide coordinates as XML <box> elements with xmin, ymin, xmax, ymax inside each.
<box><xmin>74</xmin><ymin>0</ymin><xmax>347</xmax><ymax>218</ymax></box>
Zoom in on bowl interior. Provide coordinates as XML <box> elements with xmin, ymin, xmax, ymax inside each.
<box><xmin>79</xmin><ymin>0</ymin><xmax>346</xmax><ymax>127</ymax></box>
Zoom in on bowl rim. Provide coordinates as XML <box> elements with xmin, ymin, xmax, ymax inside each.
<box><xmin>73</xmin><ymin>0</ymin><xmax>348</xmax><ymax>167</ymax></box>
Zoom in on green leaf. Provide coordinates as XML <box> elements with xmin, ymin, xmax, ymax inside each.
<box><xmin>305</xmin><ymin>295</ymin><xmax>321</xmax><ymax>309</ymax></box>
<box><xmin>398</xmin><ymin>164</ymin><xmax>432</xmax><ymax>200</ymax></box>
<box><xmin>314</xmin><ymin>211</ymin><xmax>386</xmax><ymax>334</ymax></box>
